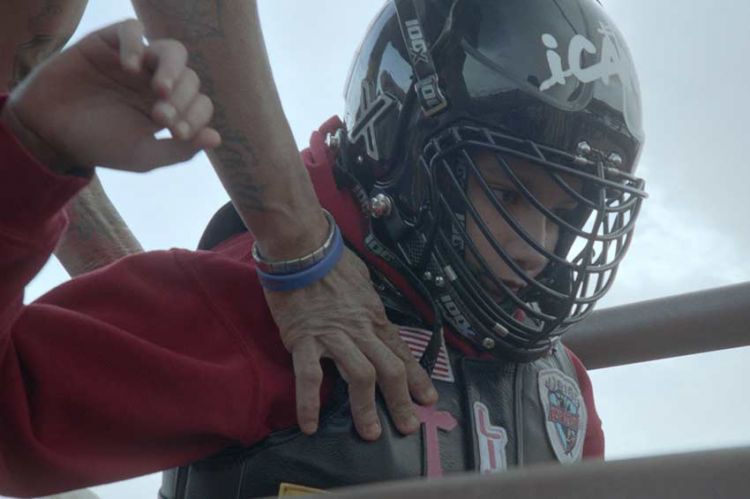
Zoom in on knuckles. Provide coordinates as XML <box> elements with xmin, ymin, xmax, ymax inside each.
<box><xmin>379</xmin><ymin>360</ymin><xmax>407</xmax><ymax>386</ymax></box>
<box><xmin>295</xmin><ymin>365</ymin><xmax>324</xmax><ymax>385</ymax></box>
<box><xmin>348</xmin><ymin>363</ymin><xmax>377</xmax><ymax>386</ymax></box>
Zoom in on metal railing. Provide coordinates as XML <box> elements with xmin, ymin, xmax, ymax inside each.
<box><xmin>564</xmin><ymin>282</ymin><xmax>750</xmax><ymax>369</ymax></box>
<box><xmin>334</xmin><ymin>446</ymin><xmax>750</xmax><ymax>498</ymax></box>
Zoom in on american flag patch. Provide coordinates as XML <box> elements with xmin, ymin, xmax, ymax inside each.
<box><xmin>399</xmin><ymin>326</ymin><xmax>455</xmax><ymax>383</ymax></box>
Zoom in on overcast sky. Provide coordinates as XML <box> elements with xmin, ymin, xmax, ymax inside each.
<box><xmin>16</xmin><ymin>1</ymin><xmax>750</xmax><ymax>498</ymax></box>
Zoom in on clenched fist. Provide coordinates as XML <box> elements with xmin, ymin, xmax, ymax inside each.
<box><xmin>1</xmin><ymin>19</ymin><xmax>220</xmax><ymax>175</ymax></box>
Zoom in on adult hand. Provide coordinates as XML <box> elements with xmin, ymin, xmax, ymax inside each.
<box><xmin>264</xmin><ymin>247</ymin><xmax>438</xmax><ymax>441</ymax></box>
<box><xmin>1</xmin><ymin>19</ymin><xmax>220</xmax><ymax>174</ymax></box>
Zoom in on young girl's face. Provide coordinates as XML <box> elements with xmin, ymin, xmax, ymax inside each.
<box><xmin>465</xmin><ymin>150</ymin><xmax>581</xmax><ymax>301</ymax></box>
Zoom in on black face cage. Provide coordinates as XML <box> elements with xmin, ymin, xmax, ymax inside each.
<box><xmin>412</xmin><ymin>124</ymin><xmax>646</xmax><ymax>358</ymax></box>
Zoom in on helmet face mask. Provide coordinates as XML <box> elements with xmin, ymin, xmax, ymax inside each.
<box><xmin>340</xmin><ymin>0</ymin><xmax>647</xmax><ymax>360</ymax></box>
<box><xmin>420</xmin><ymin>125</ymin><xmax>644</xmax><ymax>358</ymax></box>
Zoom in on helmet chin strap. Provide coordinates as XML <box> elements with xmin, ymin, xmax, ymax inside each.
<box><xmin>334</xmin><ymin>152</ymin><xmax>446</xmax><ymax>376</ymax></box>
<box><xmin>393</xmin><ymin>0</ymin><xmax>449</xmax><ymax>117</ymax></box>
<box><xmin>394</xmin><ymin>248</ymin><xmax>446</xmax><ymax>374</ymax></box>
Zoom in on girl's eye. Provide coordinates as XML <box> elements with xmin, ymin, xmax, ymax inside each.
<box><xmin>492</xmin><ymin>188</ymin><xmax>519</xmax><ymax>204</ymax></box>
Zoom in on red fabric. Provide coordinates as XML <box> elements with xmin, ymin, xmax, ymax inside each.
<box><xmin>0</xmin><ymin>108</ymin><xmax>603</xmax><ymax>496</ymax></box>
<box><xmin>565</xmin><ymin>347</ymin><xmax>605</xmax><ymax>458</ymax></box>
<box><xmin>0</xmin><ymin>97</ymin><xmax>326</xmax><ymax>497</ymax></box>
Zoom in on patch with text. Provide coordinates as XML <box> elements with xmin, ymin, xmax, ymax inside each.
<box><xmin>538</xmin><ymin>369</ymin><xmax>587</xmax><ymax>463</ymax></box>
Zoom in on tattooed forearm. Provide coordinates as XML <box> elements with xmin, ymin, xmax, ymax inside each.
<box><xmin>1</xmin><ymin>0</ymin><xmax>141</xmax><ymax>275</ymax></box>
<box><xmin>144</xmin><ymin>0</ymin><xmax>223</xmax><ymax>39</ymax></box>
<box><xmin>134</xmin><ymin>0</ymin><xmax>329</xmax><ymax>256</ymax></box>
<box><xmin>185</xmin><ymin>51</ymin><xmax>266</xmax><ymax>211</ymax></box>
<box><xmin>55</xmin><ymin>174</ymin><xmax>144</xmax><ymax>277</ymax></box>
<box><xmin>210</xmin><ymin>146</ymin><xmax>268</xmax><ymax>213</ymax></box>
<box><xmin>6</xmin><ymin>1</ymin><xmax>85</xmax><ymax>88</ymax></box>
<box><xmin>27</xmin><ymin>1</ymin><xmax>63</xmax><ymax>30</ymax></box>
<box><xmin>10</xmin><ymin>33</ymin><xmax>70</xmax><ymax>88</ymax></box>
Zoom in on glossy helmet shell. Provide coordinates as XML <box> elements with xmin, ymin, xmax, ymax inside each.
<box><xmin>341</xmin><ymin>0</ymin><xmax>647</xmax><ymax>360</ymax></box>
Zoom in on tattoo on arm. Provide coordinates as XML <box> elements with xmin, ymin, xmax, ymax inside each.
<box><xmin>27</xmin><ymin>1</ymin><xmax>63</xmax><ymax>30</ymax></box>
<box><xmin>9</xmin><ymin>1</ymin><xmax>76</xmax><ymax>88</ymax></box>
<box><xmin>56</xmin><ymin>175</ymin><xmax>144</xmax><ymax>276</ymax></box>
<box><xmin>145</xmin><ymin>0</ymin><xmax>223</xmax><ymax>39</ymax></box>
<box><xmin>180</xmin><ymin>43</ymin><xmax>268</xmax><ymax>212</ymax></box>
<box><xmin>10</xmin><ymin>34</ymin><xmax>70</xmax><ymax>88</ymax></box>
<box><xmin>141</xmin><ymin>0</ymin><xmax>269</xmax><ymax>212</ymax></box>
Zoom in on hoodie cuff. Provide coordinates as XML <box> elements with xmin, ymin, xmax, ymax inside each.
<box><xmin>0</xmin><ymin>95</ymin><xmax>90</xmax><ymax>242</ymax></box>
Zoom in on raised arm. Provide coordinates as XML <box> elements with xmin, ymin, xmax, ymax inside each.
<box><xmin>0</xmin><ymin>21</ymin><xmax>235</xmax><ymax>496</ymax></box>
<box><xmin>132</xmin><ymin>1</ymin><xmax>326</xmax><ymax>258</ymax></box>
<box><xmin>131</xmin><ymin>0</ymin><xmax>437</xmax><ymax>440</ymax></box>
<box><xmin>54</xmin><ymin>174</ymin><xmax>145</xmax><ymax>274</ymax></box>
<box><xmin>0</xmin><ymin>0</ymin><xmax>87</xmax><ymax>90</ymax></box>
<box><xmin>0</xmin><ymin>0</ymin><xmax>144</xmax><ymax>277</ymax></box>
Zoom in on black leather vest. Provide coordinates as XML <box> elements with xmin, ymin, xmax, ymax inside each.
<box><xmin>159</xmin><ymin>331</ymin><xmax>586</xmax><ymax>499</ymax></box>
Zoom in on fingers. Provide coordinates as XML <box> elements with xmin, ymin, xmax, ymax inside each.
<box><xmin>360</xmin><ymin>339</ymin><xmax>421</xmax><ymax>436</ymax></box>
<box><xmin>137</xmin><ymin>31</ymin><xmax>220</xmax><ymax>154</ymax></box>
<box><xmin>143</xmin><ymin>39</ymin><xmax>188</xmax><ymax>96</ymax></box>
<box><xmin>118</xmin><ymin>19</ymin><xmax>146</xmax><ymax>72</ymax></box>
<box><xmin>96</xmin><ymin>19</ymin><xmax>146</xmax><ymax>72</ymax></box>
<box><xmin>319</xmin><ymin>334</ymin><xmax>382</xmax><ymax>441</ymax></box>
<box><xmin>291</xmin><ymin>338</ymin><xmax>325</xmax><ymax>435</ymax></box>
<box><xmin>109</xmin><ymin>20</ymin><xmax>188</xmax><ymax>98</ymax></box>
<box><xmin>146</xmin><ymin>80</ymin><xmax>220</xmax><ymax>165</ymax></box>
<box><xmin>152</xmin><ymin>92</ymin><xmax>216</xmax><ymax>143</ymax></box>
<box><xmin>140</xmin><ymin>42</ymin><xmax>217</xmax><ymax>146</ymax></box>
<box><xmin>168</xmin><ymin>69</ymin><xmax>201</xmax><ymax>117</ymax></box>
<box><xmin>128</xmin><ymin>131</ymin><xmax>219</xmax><ymax>171</ymax></box>
<box><xmin>193</xmin><ymin>127</ymin><xmax>222</xmax><ymax>150</ymax></box>
<box><xmin>380</xmin><ymin>325</ymin><xmax>439</xmax><ymax>406</ymax></box>
<box><xmin>174</xmin><ymin>94</ymin><xmax>214</xmax><ymax>141</ymax></box>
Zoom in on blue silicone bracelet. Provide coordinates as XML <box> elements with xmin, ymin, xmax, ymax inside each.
<box><xmin>256</xmin><ymin>224</ymin><xmax>344</xmax><ymax>292</ymax></box>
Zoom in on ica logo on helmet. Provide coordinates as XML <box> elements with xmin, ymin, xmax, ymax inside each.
<box><xmin>540</xmin><ymin>22</ymin><xmax>631</xmax><ymax>92</ymax></box>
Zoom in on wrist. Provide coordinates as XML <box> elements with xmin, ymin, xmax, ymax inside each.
<box><xmin>253</xmin><ymin>209</ymin><xmax>337</xmax><ymax>274</ymax></box>
<box><xmin>0</xmin><ymin>98</ymin><xmax>91</xmax><ymax>177</ymax></box>
<box><xmin>253</xmin><ymin>205</ymin><xmax>330</xmax><ymax>261</ymax></box>
<box><xmin>254</xmin><ymin>209</ymin><xmax>345</xmax><ymax>292</ymax></box>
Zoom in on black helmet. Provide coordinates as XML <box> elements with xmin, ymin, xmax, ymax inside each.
<box><xmin>337</xmin><ymin>0</ymin><xmax>647</xmax><ymax>361</ymax></box>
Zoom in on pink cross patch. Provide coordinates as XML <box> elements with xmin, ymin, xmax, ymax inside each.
<box><xmin>414</xmin><ymin>404</ymin><xmax>458</xmax><ymax>477</ymax></box>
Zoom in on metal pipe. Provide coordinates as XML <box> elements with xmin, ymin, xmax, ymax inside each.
<box><xmin>337</xmin><ymin>447</ymin><xmax>750</xmax><ymax>499</ymax></box>
<box><xmin>563</xmin><ymin>282</ymin><xmax>750</xmax><ymax>369</ymax></box>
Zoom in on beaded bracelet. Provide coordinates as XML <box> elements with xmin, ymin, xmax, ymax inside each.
<box><xmin>253</xmin><ymin>210</ymin><xmax>344</xmax><ymax>292</ymax></box>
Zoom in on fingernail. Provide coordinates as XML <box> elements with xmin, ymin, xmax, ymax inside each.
<box><xmin>125</xmin><ymin>55</ymin><xmax>140</xmax><ymax>71</ymax></box>
<box><xmin>302</xmin><ymin>422</ymin><xmax>318</xmax><ymax>434</ymax></box>
<box><xmin>159</xmin><ymin>103</ymin><xmax>176</xmax><ymax>124</ymax></box>
<box><xmin>160</xmin><ymin>78</ymin><xmax>173</xmax><ymax>92</ymax></box>
<box><xmin>426</xmin><ymin>387</ymin><xmax>438</xmax><ymax>401</ymax></box>
<box><xmin>365</xmin><ymin>422</ymin><xmax>381</xmax><ymax>439</ymax></box>
<box><xmin>176</xmin><ymin>121</ymin><xmax>190</xmax><ymax>139</ymax></box>
<box><xmin>407</xmin><ymin>414</ymin><xmax>419</xmax><ymax>431</ymax></box>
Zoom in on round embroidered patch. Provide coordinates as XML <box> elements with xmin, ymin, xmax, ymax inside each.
<box><xmin>538</xmin><ymin>369</ymin><xmax>587</xmax><ymax>464</ymax></box>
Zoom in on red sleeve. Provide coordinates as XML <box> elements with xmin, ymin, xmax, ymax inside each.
<box><xmin>0</xmin><ymin>100</ymin><xmax>305</xmax><ymax>497</ymax></box>
<box><xmin>564</xmin><ymin>346</ymin><xmax>605</xmax><ymax>459</ymax></box>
